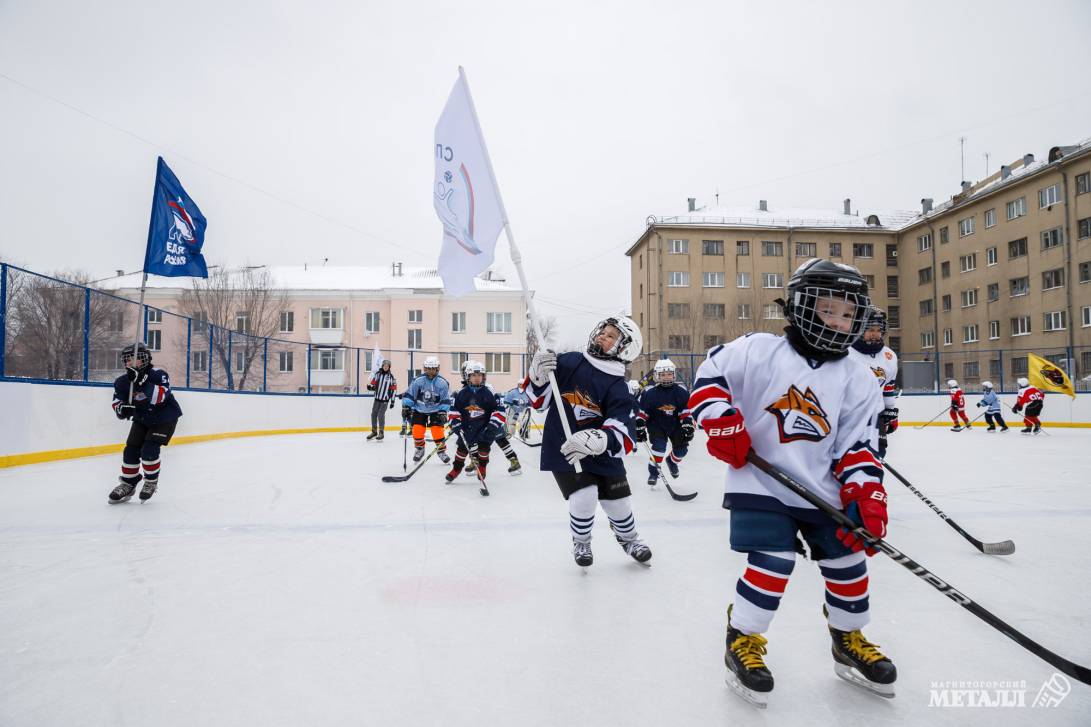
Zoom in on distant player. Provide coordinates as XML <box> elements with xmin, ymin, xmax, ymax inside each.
<box><xmin>1013</xmin><ymin>377</ymin><xmax>1044</xmax><ymax>434</ymax></box>
<box><xmin>445</xmin><ymin>360</ymin><xmax>505</xmax><ymax>483</ymax></box>
<box><xmin>456</xmin><ymin>360</ymin><xmax>522</xmax><ymax>476</ymax></box>
<box><xmin>527</xmin><ymin>317</ymin><xmax>651</xmax><ymax>568</ymax></box>
<box><xmin>365</xmin><ymin>360</ymin><xmax>397</xmax><ymax>441</ymax></box>
<box><xmin>947</xmin><ymin>379</ymin><xmax>971</xmax><ymax>431</ymax></box>
<box><xmin>108</xmin><ymin>342</ymin><xmax>182</xmax><ymax>503</ymax></box>
<box><xmin>689</xmin><ymin>259</ymin><xmax>894</xmax><ymax>706</ymax></box>
<box><xmin>401</xmin><ymin>356</ymin><xmax>451</xmax><ymax>463</ymax></box>
<box><xmin>976</xmin><ymin>381</ymin><xmax>1008</xmax><ymax>432</ymax></box>
<box><xmin>634</xmin><ymin>359</ymin><xmax>695</xmax><ymax>486</ymax></box>
<box><xmin>846</xmin><ymin>307</ymin><xmax>899</xmax><ymax>456</ymax></box>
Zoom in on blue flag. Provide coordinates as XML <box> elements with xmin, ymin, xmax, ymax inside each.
<box><xmin>144</xmin><ymin>157</ymin><xmax>208</xmax><ymax>278</ymax></box>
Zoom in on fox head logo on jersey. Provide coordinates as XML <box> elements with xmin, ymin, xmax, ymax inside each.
<box><xmin>765</xmin><ymin>385</ymin><xmax>831</xmax><ymax>443</ymax></box>
<box><xmin>656</xmin><ymin>404</ymin><xmax>677</xmax><ymax>416</ymax></box>
<box><xmin>464</xmin><ymin>404</ymin><xmax>486</xmax><ymax>419</ymax></box>
<box><xmin>870</xmin><ymin>366</ymin><xmax>886</xmax><ymax>381</ymax></box>
<box><xmin>562</xmin><ymin>389</ymin><xmax>603</xmax><ymax>422</ymax></box>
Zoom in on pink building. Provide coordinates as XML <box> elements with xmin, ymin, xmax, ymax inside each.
<box><xmin>103</xmin><ymin>264</ymin><xmax>529</xmax><ymax>394</ymax></box>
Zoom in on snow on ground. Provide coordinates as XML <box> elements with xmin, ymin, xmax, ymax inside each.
<box><xmin>1</xmin><ymin>426</ymin><xmax>1089</xmax><ymax>726</ymax></box>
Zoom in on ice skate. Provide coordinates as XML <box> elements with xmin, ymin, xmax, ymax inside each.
<box><xmin>647</xmin><ymin>473</ymin><xmax>658</xmax><ymax>487</ymax></box>
<box><xmin>1000</xmin><ymin>426</ymin><xmax>1009</xmax><ymax>432</ymax></box>
<box><xmin>108</xmin><ymin>478</ymin><xmax>138</xmax><ymax>504</ymax></box>
<box><xmin>963</xmin><ymin>421</ymin><xmax>972</xmax><ymax>429</ymax></box>
<box><xmin>507</xmin><ymin>457</ymin><xmax>522</xmax><ymax>476</ymax></box>
<box><xmin>376</xmin><ymin>432</ymin><xmax>385</xmax><ymax>441</ymax></box>
<box><xmin>413</xmin><ymin>446</ymin><xmax>426</xmax><ymax>462</ymax></box>
<box><xmin>828</xmin><ymin>621</ymin><xmax>897</xmax><ymax>698</ymax></box>
<box><xmin>139</xmin><ymin>479</ymin><xmax>158</xmax><ymax>502</ymax></box>
<box><xmin>724</xmin><ymin>604</ymin><xmax>773</xmax><ymax>708</ymax></box>
<box><xmin>366</xmin><ymin>431</ymin><xmax>378</xmax><ymax>441</ymax></box>
<box><xmin>464</xmin><ymin>459</ymin><xmax>476</xmax><ymax>474</ymax></box>
<box><xmin>611</xmin><ymin>525</ymin><xmax>652</xmax><ymax>565</ymax></box>
<box><xmin>445</xmin><ymin>464</ymin><xmax>463</xmax><ymax>483</ymax></box>
<box><xmin>572</xmin><ymin>539</ymin><xmax>593</xmax><ymax>568</ymax></box>
<box><xmin>437</xmin><ymin>449</ymin><xmax>451</xmax><ymax>464</ymax></box>
<box><xmin>1033</xmin><ymin>424</ymin><xmax>1042</xmax><ymax>435</ymax></box>
<box><xmin>1021</xmin><ymin>427</ymin><xmax>1032</xmax><ymax>434</ymax></box>
<box><xmin>950</xmin><ymin>425</ymin><xmax>962</xmax><ymax>432</ymax></box>
<box><xmin>666</xmin><ymin>458</ymin><xmax>679</xmax><ymax>478</ymax></box>
<box><xmin>986</xmin><ymin>426</ymin><xmax>996</xmax><ymax>432</ymax></box>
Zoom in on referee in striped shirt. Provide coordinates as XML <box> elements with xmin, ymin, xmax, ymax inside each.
<box><xmin>366</xmin><ymin>360</ymin><xmax>398</xmax><ymax>440</ymax></box>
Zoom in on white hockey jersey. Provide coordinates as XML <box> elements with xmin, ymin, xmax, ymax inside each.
<box><xmin>689</xmin><ymin>333</ymin><xmax>884</xmax><ymax>521</ymax></box>
<box><xmin>847</xmin><ymin>345</ymin><xmax>899</xmax><ymax>411</ymax></box>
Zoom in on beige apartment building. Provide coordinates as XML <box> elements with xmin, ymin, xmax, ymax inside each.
<box><xmin>627</xmin><ymin>138</ymin><xmax>1091</xmax><ymax>391</ymax></box>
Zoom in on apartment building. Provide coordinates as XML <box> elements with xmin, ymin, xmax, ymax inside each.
<box><xmin>628</xmin><ymin>138</ymin><xmax>1091</xmax><ymax>390</ymax></box>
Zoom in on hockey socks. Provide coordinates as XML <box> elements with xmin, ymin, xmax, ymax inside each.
<box><xmin>731</xmin><ymin>551</ymin><xmax>796</xmax><ymax>634</ymax></box>
<box><xmin>819</xmin><ymin>552</ymin><xmax>870</xmax><ymax>632</ymax></box>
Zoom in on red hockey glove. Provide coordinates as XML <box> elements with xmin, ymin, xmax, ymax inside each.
<box><xmin>879</xmin><ymin>407</ymin><xmax>899</xmax><ymax>435</ymax></box>
<box><xmin>837</xmin><ymin>481</ymin><xmax>888</xmax><ymax>556</ymax></box>
<box><xmin>702</xmin><ymin>409</ymin><xmax>751</xmax><ymax>469</ymax></box>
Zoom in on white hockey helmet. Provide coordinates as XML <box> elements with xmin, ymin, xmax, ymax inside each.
<box><xmin>1017</xmin><ymin>377</ymin><xmax>1029</xmax><ymax>388</ymax></box>
<box><xmin>465</xmin><ymin>359</ymin><xmax>486</xmax><ymax>382</ymax></box>
<box><xmin>981</xmin><ymin>381</ymin><xmax>994</xmax><ymax>391</ymax></box>
<box><xmin>653</xmin><ymin>358</ymin><xmax>677</xmax><ymax>385</ymax></box>
<box><xmin>423</xmin><ymin>355</ymin><xmax>440</xmax><ymax>373</ymax></box>
<box><xmin>946</xmin><ymin>379</ymin><xmax>958</xmax><ymax>389</ymax></box>
<box><xmin>587</xmin><ymin>316</ymin><xmax>643</xmax><ymax>363</ymax></box>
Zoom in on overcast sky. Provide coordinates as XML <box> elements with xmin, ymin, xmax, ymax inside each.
<box><xmin>2</xmin><ymin>0</ymin><xmax>1090</xmax><ymax>348</ymax></box>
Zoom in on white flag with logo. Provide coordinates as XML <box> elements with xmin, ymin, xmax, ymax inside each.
<box><xmin>434</xmin><ymin>69</ymin><xmax>505</xmax><ymax>297</ymax></box>
<box><xmin>372</xmin><ymin>345</ymin><xmax>384</xmax><ymax>374</ymax></box>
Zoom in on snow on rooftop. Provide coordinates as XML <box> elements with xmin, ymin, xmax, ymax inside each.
<box><xmin>652</xmin><ymin>203</ymin><xmax>919</xmax><ymax>231</ymax></box>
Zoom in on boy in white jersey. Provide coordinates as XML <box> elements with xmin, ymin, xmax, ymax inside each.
<box><xmin>689</xmin><ymin>258</ymin><xmax>895</xmax><ymax>706</ymax></box>
<box><xmin>846</xmin><ymin>307</ymin><xmax>900</xmax><ymax>457</ymax></box>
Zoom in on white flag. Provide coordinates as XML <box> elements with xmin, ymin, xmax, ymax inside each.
<box><xmin>372</xmin><ymin>345</ymin><xmax>384</xmax><ymax>374</ymax></box>
<box><xmin>434</xmin><ymin>69</ymin><xmax>505</xmax><ymax>297</ymax></box>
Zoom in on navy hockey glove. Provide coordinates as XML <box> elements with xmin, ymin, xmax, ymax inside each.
<box><xmin>634</xmin><ymin>417</ymin><xmax>648</xmax><ymax>443</ymax></box>
<box><xmin>680</xmin><ymin>420</ymin><xmax>696</xmax><ymax>442</ymax></box>
<box><xmin>703</xmin><ymin>409</ymin><xmax>751</xmax><ymax>469</ymax></box>
<box><xmin>112</xmin><ymin>401</ymin><xmax>135</xmax><ymax>420</ymax></box>
<box><xmin>126</xmin><ymin>367</ymin><xmax>149</xmax><ymax>387</ymax></box>
<box><xmin>837</xmin><ymin>481</ymin><xmax>888</xmax><ymax>556</ymax></box>
<box><xmin>878</xmin><ymin>407</ymin><xmax>899</xmax><ymax>435</ymax></box>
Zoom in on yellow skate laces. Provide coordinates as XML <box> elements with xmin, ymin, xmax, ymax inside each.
<box><xmin>729</xmin><ymin>633</ymin><xmax>769</xmax><ymax>670</ymax></box>
<box><xmin>840</xmin><ymin>631</ymin><xmax>887</xmax><ymax>664</ymax></box>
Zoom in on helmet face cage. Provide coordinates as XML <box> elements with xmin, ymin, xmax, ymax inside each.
<box><xmin>947</xmin><ymin>379</ymin><xmax>958</xmax><ymax>389</ymax></box>
<box><xmin>464</xmin><ymin>360</ymin><xmax>486</xmax><ymax>384</ymax></box>
<box><xmin>788</xmin><ymin>286</ymin><xmax>870</xmax><ymax>354</ymax></box>
<box><xmin>864</xmin><ymin>307</ymin><xmax>887</xmax><ymax>335</ymax></box>
<box><xmin>121</xmin><ymin>343</ymin><xmax>152</xmax><ymax>368</ymax></box>
<box><xmin>653</xmin><ymin>359</ymin><xmax>676</xmax><ymax>385</ymax></box>
<box><xmin>1017</xmin><ymin>377</ymin><xmax>1029</xmax><ymax>388</ymax></box>
<box><xmin>586</xmin><ymin>316</ymin><xmax>642</xmax><ymax>363</ymax></box>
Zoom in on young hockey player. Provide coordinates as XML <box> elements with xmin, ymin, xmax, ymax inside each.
<box><xmin>1013</xmin><ymin>376</ymin><xmax>1044</xmax><ymax>434</ymax></box>
<box><xmin>947</xmin><ymin>379</ymin><xmax>971</xmax><ymax>431</ymax></box>
<box><xmin>846</xmin><ymin>307</ymin><xmax>899</xmax><ymax>456</ymax></box>
<box><xmin>456</xmin><ymin>360</ymin><xmax>523</xmax><ymax>476</ymax></box>
<box><xmin>501</xmin><ymin>385</ymin><xmax>530</xmax><ymax>440</ymax></box>
<box><xmin>527</xmin><ymin>316</ymin><xmax>651</xmax><ymax>568</ymax></box>
<box><xmin>975</xmin><ymin>381</ymin><xmax>1008</xmax><ymax>432</ymax></box>
<box><xmin>634</xmin><ymin>359</ymin><xmax>695</xmax><ymax>486</ymax></box>
<box><xmin>401</xmin><ymin>356</ymin><xmax>451</xmax><ymax>463</ymax></box>
<box><xmin>366</xmin><ymin>360</ymin><xmax>397</xmax><ymax>441</ymax></box>
<box><xmin>689</xmin><ymin>259</ymin><xmax>894</xmax><ymax>706</ymax></box>
<box><xmin>445</xmin><ymin>360</ymin><xmax>505</xmax><ymax>484</ymax></box>
<box><xmin>108</xmin><ymin>342</ymin><xmax>183</xmax><ymax>503</ymax></box>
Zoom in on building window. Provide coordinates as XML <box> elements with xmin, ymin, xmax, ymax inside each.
<box><xmin>988</xmin><ymin>320</ymin><xmax>1000</xmax><ymax>340</ymax></box>
<box><xmin>310</xmin><ymin>348</ymin><xmax>345</xmax><ymax>371</ymax></box>
<box><xmin>943</xmin><ymin>328</ymin><xmax>953</xmax><ymax>346</ymax></box>
<box><xmin>1080</xmin><ymin>261</ymin><xmax>1091</xmax><ymax>283</ymax></box>
<box><xmin>1010</xmin><ymin>316</ymin><xmax>1031</xmax><ymax>336</ymax></box>
<box><xmin>451</xmin><ymin>352</ymin><xmax>470</xmax><ymax>372</ymax></box>
<box><xmin>668</xmin><ymin>271</ymin><xmax>690</xmax><ymax>287</ymax></box>
<box><xmin>887</xmin><ymin>276</ymin><xmax>899</xmax><ymax>298</ymax></box>
<box><xmin>763</xmin><ymin>303</ymin><xmax>784</xmax><ymax>320</ymax></box>
<box><xmin>1044</xmin><ymin>311</ymin><xmax>1066</xmax><ymax>332</ymax></box>
<box><xmin>703</xmin><ymin>271</ymin><xmax>725</xmax><ymax>288</ymax></box>
<box><xmin>1011</xmin><ymin>356</ymin><xmax>1028</xmax><ymax>376</ymax></box>
<box><xmin>192</xmin><ymin>311</ymin><xmax>208</xmax><ymax>334</ymax></box>
<box><xmin>960</xmin><ymin>289</ymin><xmax>978</xmax><ymax>308</ymax></box>
<box><xmin>762</xmin><ymin>272</ymin><xmax>784</xmax><ymax>288</ymax></box>
<box><xmin>147</xmin><ymin>308</ymin><xmax>163</xmax><ymax>324</ymax></box>
<box><xmin>852</xmin><ymin>242</ymin><xmax>874</xmax><ymax>258</ymax></box>
<box><xmin>736</xmin><ymin>272</ymin><xmax>751</xmax><ymax>288</ymax></box>
<box><xmin>1038</xmin><ymin>184</ymin><xmax>1060</xmax><ymax>208</ymax></box>
<box><xmin>863</xmin><ymin>274</ymin><xmax>875</xmax><ymax>289</ymax></box>
<box><xmin>762</xmin><ymin>241</ymin><xmax>783</xmax><ymax>257</ymax></box>
<box><xmin>1079</xmin><ymin>218</ymin><xmax>1091</xmax><ymax>240</ymax></box>
<box><xmin>959</xmin><ymin>253</ymin><xmax>977</xmax><ymax>273</ymax></box>
<box><xmin>986</xmin><ymin>246</ymin><xmax>998</xmax><ymax>266</ymax></box>
<box><xmin>407</xmin><ymin>309</ymin><xmax>423</xmax><ymax>324</ymax></box>
<box><xmin>1006</xmin><ymin>197</ymin><xmax>1026</xmax><ymax>220</ymax></box>
<box><xmin>985</xmin><ymin>209</ymin><xmax>997</xmax><ymax>228</ymax></box>
<box><xmin>941</xmin><ymin>261</ymin><xmax>950</xmax><ymax>279</ymax></box>
<box><xmin>704</xmin><ymin>335</ymin><xmax>720</xmax><ymax>350</ymax></box>
<box><xmin>668</xmin><ymin>335</ymin><xmax>691</xmax><ymax>350</ymax></box>
<box><xmin>963</xmin><ymin>324</ymin><xmax>979</xmax><ymax>343</ymax></box>
<box><xmin>407</xmin><ymin>329</ymin><xmax>422</xmax><ymax>349</ymax></box>
<box><xmin>235</xmin><ymin>351</ymin><xmax>246</xmax><ymax>373</ymax></box>
<box><xmin>1008</xmin><ymin>237</ymin><xmax>1028</xmax><ymax>259</ymax></box>
<box><xmin>829</xmin><ymin>242</ymin><xmax>842</xmax><ymax>258</ymax></box>
<box><xmin>958</xmin><ymin>217</ymin><xmax>974</xmax><ymax>237</ymax></box>
<box><xmin>638</xmin><ymin>254</ymin><xmax>642</xmax><ymax>269</ymax></box>
<box><xmin>702</xmin><ymin>240</ymin><xmax>724</xmax><ymax>256</ymax></box>
<box><xmin>886</xmin><ymin>244</ymin><xmax>898</xmax><ymax>267</ymax></box>
<box><xmin>485</xmin><ymin>352</ymin><xmax>511</xmax><ymax>374</ymax></box>
<box><xmin>278</xmin><ymin>351</ymin><xmax>293</xmax><ymax>372</ymax></box>
<box><xmin>310</xmin><ymin>308</ymin><xmax>343</xmax><ymax>329</ymax></box>
<box><xmin>669</xmin><ymin>239</ymin><xmax>689</xmax><ymax>254</ymax></box>
<box><xmin>921</xmin><ymin>330</ymin><xmax>935</xmax><ymax>348</ymax></box>
<box><xmin>146</xmin><ymin>329</ymin><xmax>162</xmax><ymax>351</ymax></box>
<box><xmin>1042</xmin><ymin>268</ymin><xmax>1065</xmax><ymax>290</ymax></box>
<box><xmin>919</xmin><ymin>299</ymin><xmax>934</xmax><ymax>316</ymax></box>
<box><xmin>364</xmin><ymin>311</ymin><xmax>380</xmax><ymax>333</ymax></box>
<box><xmin>737</xmin><ymin>304</ymin><xmax>751</xmax><ymax>320</ymax></box>
<box><xmin>939</xmin><ymin>227</ymin><xmax>949</xmax><ymax>244</ymax></box>
<box><xmin>704</xmin><ymin>303</ymin><xmax>725</xmax><ymax>319</ymax></box>
<box><xmin>963</xmin><ymin>360</ymin><xmax>980</xmax><ymax>379</ymax></box>
<box><xmin>1009</xmin><ymin>276</ymin><xmax>1030</xmax><ymax>297</ymax></box>
<box><xmin>1041</xmin><ymin>228</ymin><xmax>1063</xmax><ymax>250</ymax></box>
<box><xmin>639</xmin><ymin>283</ymin><xmax>643</xmax><ymax>299</ymax></box>
<box><xmin>795</xmin><ymin>241</ymin><xmax>817</xmax><ymax>258</ymax></box>
<box><xmin>192</xmin><ymin>350</ymin><xmax>208</xmax><ymax>372</ymax></box>
<box><xmin>668</xmin><ymin>303</ymin><xmax>690</xmax><ymax>319</ymax></box>
<box><xmin>105</xmin><ymin>310</ymin><xmax>125</xmax><ymax>333</ymax></box>
<box><xmin>235</xmin><ymin>312</ymin><xmax>250</xmax><ymax>334</ymax></box>
<box><xmin>487</xmin><ymin>312</ymin><xmax>512</xmax><ymax>333</ymax></box>
<box><xmin>888</xmin><ymin>305</ymin><xmax>900</xmax><ymax>329</ymax></box>
<box><xmin>1083</xmin><ymin>306</ymin><xmax>1091</xmax><ymax>327</ymax></box>
<box><xmin>917</xmin><ymin>233</ymin><xmax>932</xmax><ymax>252</ymax></box>
<box><xmin>736</xmin><ymin>240</ymin><xmax>750</xmax><ymax>256</ymax></box>
<box><xmin>987</xmin><ymin>282</ymin><xmax>999</xmax><ymax>302</ymax></box>
<box><xmin>942</xmin><ymin>294</ymin><xmax>951</xmax><ymax>312</ymax></box>
<box><xmin>944</xmin><ymin>362</ymin><xmax>955</xmax><ymax>380</ymax></box>
<box><xmin>279</xmin><ymin>311</ymin><xmax>294</xmax><ymax>333</ymax></box>
<box><xmin>889</xmin><ymin>336</ymin><xmax>901</xmax><ymax>353</ymax></box>
<box><xmin>1077</xmin><ymin>172</ymin><xmax>1090</xmax><ymax>195</ymax></box>
<box><xmin>451</xmin><ymin>311</ymin><xmax>466</xmax><ymax>333</ymax></box>
<box><xmin>918</xmin><ymin>267</ymin><xmax>933</xmax><ymax>285</ymax></box>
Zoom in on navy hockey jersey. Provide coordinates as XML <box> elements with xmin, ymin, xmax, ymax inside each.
<box><xmin>112</xmin><ymin>368</ymin><xmax>183</xmax><ymax>425</ymax></box>
<box><xmin>528</xmin><ymin>351</ymin><xmax>635</xmax><ymax>476</ymax></box>
<box><xmin>449</xmin><ymin>384</ymin><xmax>505</xmax><ymax>440</ymax></box>
<box><xmin>637</xmin><ymin>384</ymin><xmax>692</xmax><ymax>434</ymax></box>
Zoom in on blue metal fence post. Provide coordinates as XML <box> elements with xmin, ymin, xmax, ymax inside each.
<box><xmin>82</xmin><ymin>287</ymin><xmax>90</xmax><ymax>381</ymax></box>
<box><xmin>933</xmin><ymin>351</ymin><xmax>941</xmax><ymax>392</ymax></box>
<box><xmin>999</xmin><ymin>349</ymin><xmax>1005</xmax><ymax>393</ymax></box>
<box><xmin>185</xmin><ymin>318</ymin><xmax>192</xmax><ymax>388</ymax></box>
<box><xmin>356</xmin><ymin>348</ymin><xmax>360</xmax><ymax>394</ymax></box>
<box><xmin>227</xmin><ymin>332</ymin><xmax>233</xmax><ymax>390</ymax></box>
<box><xmin>263</xmin><ymin>338</ymin><xmax>268</xmax><ymax>393</ymax></box>
<box><xmin>208</xmin><ymin>324</ymin><xmax>214</xmax><ymax>389</ymax></box>
<box><xmin>307</xmin><ymin>343</ymin><xmax>312</xmax><ymax>394</ymax></box>
<box><xmin>408</xmin><ymin>351</ymin><xmax>414</xmax><ymax>384</ymax></box>
<box><xmin>0</xmin><ymin>262</ymin><xmax>6</xmax><ymax>377</ymax></box>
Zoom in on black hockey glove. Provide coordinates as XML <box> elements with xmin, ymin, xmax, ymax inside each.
<box><xmin>634</xmin><ymin>417</ymin><xmax>648</xmax><ymax>443</ymax></box>
<box><xmin>126</xmin><ymin>367</ymin><xmax>149</xmax><ymax>387</ymax></box>
<box><xmin>680</xmin><ymin>420</ymin><xmax>696</xmax><ymax>443</ymax></box>
<box><xmin>878</xmin><ymin>407</ymin><xmax>899</xmax><ymax>436</ymax></box>
<box><xmin>388</xmin><ymin>398</ymin><xmax>396</xmax><ymax>410</ymax></box>
<box><xmin>113</xmin><ymin>402</ymin><xmax>135</xmax><ymax>420</ymax></box>
<box><xmin>1012</xmin><ymin>403</ymin><xmax>1023</xmax><ymax>414</ymax></box>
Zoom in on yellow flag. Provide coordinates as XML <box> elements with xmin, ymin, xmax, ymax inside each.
<box><xmin>1026</xmin><ymin>353</ymin><xmax>1076</xmax><ymax>399</ymax></box>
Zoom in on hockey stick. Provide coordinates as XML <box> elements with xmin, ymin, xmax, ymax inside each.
<box><xmin>915</xmin><ymin>407</ymin><xmax>951</xmax><ymax>430</ymax></box>
<box><xmin>746</xmin><ymin>450</ymin><xmax>1090</xmax><ymax>684</ymax></box>
<box><xmin>640</xmin><ymin>440</ymin><xmax>697</xmax><ymax>502</ymax></box>
<box><xmin>382</xmin><ymin>434</ymin><xmax>453</xmax><ymax>483</ymax></box>
<box><xmin>1007</xmin><ymin>402</ymin><xmax>1050</xmax><ymax>436</ymax></box>
<box><xmin>514</xmin><ymin>408</ymin><xmax>542</xmax><ymax>446</ymax></box>
<box><xmin>882</xmin><ymin>460</ymin><xmax>1015</xmax><ymax>555</ymax></box>
<box><xmin>454</xmin><ymin>430</ymin><xmax>490</xmax><ymax>497</ymax></box>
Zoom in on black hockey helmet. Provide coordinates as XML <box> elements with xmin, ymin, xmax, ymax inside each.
<box><xmin>864</xmin><ymin>306</ymin><xmax>888</xmax><ymax>334</ymax></box>
<box><xmin>784</xmin><ymin>258</ymin><xmax>871</xmax><ymax>355</ymax></box>
<box><xmin>121</xmin><ymin>342</ymin><xmax>152</xmax><ymax>368</ymax></box>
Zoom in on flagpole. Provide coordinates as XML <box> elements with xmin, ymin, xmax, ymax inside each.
<box><xmin>456</xmin><ymin>67</ymin><xmax>581</xmax><ymax>469</ymax></box>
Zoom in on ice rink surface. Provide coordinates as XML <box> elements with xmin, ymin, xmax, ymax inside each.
<box><xmin>2</xmin><ymin>426</ymin><xmax>1089</xmax><ymax>726</ymax></box>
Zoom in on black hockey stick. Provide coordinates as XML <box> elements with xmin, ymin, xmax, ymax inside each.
<box><xmin>882</xmin><ymin>460</ymin><xmax>1015</xmax><ymax>555</ymax></box>
<box><xmin>640</xmin><ymin>441</ymin><xmax>697</xmax><ymax>502</ymax></box>
<box><xmin>515</xmin><ymin>409</ymin><xmax>542</xmax><ymax>447</ymax></box>
<box><xmin>382</xmin><ymin>434</ymin><xmax>452</xmax><ymax>483</ymax></box>
<box><xmin>746</xmin><ymin>449</ymin><xmax>1090</xmax><ymax>685</ymax></box>
<box><xmin>914</xmin><ymin>407</ymin><xmax>951</xmax><ymax>430</ymax></box>
<box><xmin>455</xmin><ymin>430</ymin><xmax>489</xmax><ymax>497</ymax></box>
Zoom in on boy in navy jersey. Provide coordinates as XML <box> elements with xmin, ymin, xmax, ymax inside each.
<box><xmin>634</xmin><ymin>358</ymin><xmax>694</xmax><ymax>485</ymax></box>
